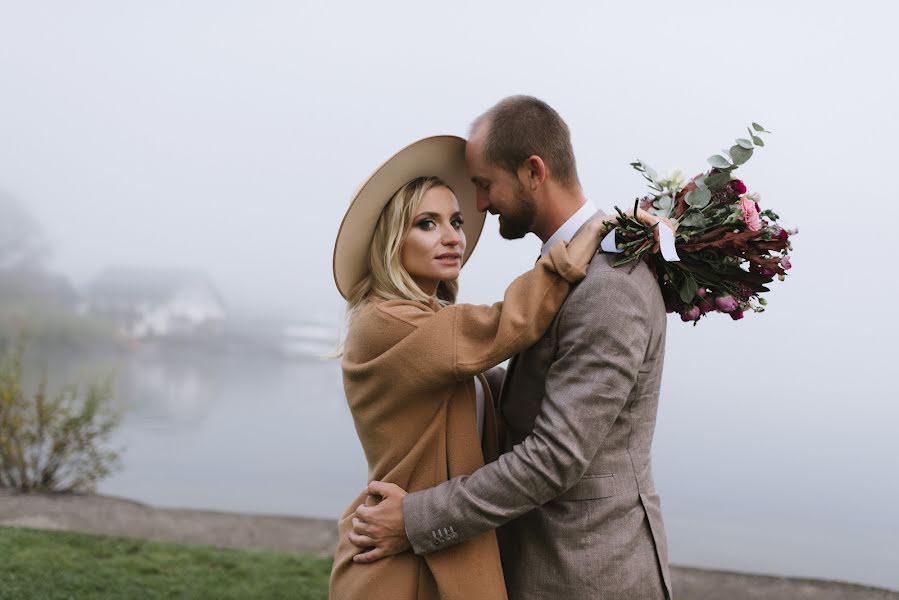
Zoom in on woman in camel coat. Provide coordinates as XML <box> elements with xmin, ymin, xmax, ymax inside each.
<box><xmin>328</xmin><ymin>136</ymin><xmax>610</xmax><ymax>599</ymax></box>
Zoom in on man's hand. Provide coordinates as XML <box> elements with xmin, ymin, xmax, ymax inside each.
<box><xmin>349</xmin><ymin>481</ymin><xmax>410</xmax><ymax>563</ymax></box>
<box><xmin>605</xmin><ymin>208</ymin><xmax>675</xmax><ymax>254</ymax></box>
<box><xmin>635</xmin><ymin>208</ymin><xmax>675</xmax><ymax>254</ymax></box>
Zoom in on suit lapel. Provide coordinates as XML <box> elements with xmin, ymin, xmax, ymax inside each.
<box><xmin>499</xmin><ymin>209</ymin><xmax>608</xmax><ymax>428</ymax></box>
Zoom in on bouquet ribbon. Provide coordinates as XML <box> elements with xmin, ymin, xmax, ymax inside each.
<box><xmin>601</xmin><ymin>223</ymin><xmax>681</xmax><ymax>262</ymax></box>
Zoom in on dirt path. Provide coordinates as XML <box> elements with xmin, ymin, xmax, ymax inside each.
<box><xmin>2</xmin><ymin>489</ymin><xmax>896</xmax><ymax>600</ymax></box>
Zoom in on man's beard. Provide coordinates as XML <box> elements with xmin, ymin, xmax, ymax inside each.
<box><xmin>497</xmin><ymin>185</ymin><xmax>538</xmax><ymax>240</ymax></box>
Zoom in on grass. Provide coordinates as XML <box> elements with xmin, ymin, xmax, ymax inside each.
<box><xmin>0</xmin><ymin>526</ymin><xmax>332</xmax><ymax>599</ymax></box>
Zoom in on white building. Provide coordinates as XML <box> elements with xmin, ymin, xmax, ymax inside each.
<box><xmin>84</xmin><ymin>268</ymin><xmax>227</xmax><ymax>339</ymax></box>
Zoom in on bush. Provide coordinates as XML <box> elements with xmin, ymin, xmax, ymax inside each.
<box><xmin>0</xmin><ymin>332</ymin><xmax>121</xmax><ymax>492</ymax></box>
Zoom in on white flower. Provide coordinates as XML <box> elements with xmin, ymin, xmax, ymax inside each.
<box><xmin>656</xmin><ymin>169</ymin><xmax>686</xmax><ymax>193</ymax></box>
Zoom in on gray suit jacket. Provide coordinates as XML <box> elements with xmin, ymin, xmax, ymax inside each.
<box><xmin>404</xmin><ymin>213</ymin><xmax>672</xmax><ymax>600</ymax></box>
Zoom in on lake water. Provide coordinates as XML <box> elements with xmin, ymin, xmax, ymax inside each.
<box><xmin>40</xmin><ymin>343</ymin><xmax>896</xmax><ymax>591</ymax></box>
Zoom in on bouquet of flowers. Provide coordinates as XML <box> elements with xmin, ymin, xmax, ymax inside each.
<box><xmin>605</xmin><ymin>123</ymin><xmax>796</xmax><ymax>324</ymax></box>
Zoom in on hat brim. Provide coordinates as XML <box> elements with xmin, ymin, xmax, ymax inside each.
<box><xmin>333</xmin><ymin>135</ymin><xmax>485</xmax><ymax>299</ymax></box>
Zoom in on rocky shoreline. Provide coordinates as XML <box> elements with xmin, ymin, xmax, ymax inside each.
<box><xmin>1</xmin><ymin>489</ymin><xmax>896</xmax><ymax>600</ymax></box>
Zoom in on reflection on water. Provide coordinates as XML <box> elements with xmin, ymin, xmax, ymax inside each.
<box><xmin>93</xmin><ymin>345</ymin><xmax>367</xmax><ymax>520</ymax></box>
<box><xmin>119</xmin><ymin>353</ymin><xmax>217</xmax><ymax>428</ymax></box>
<box><xmin>26</xmin><ymin>344</ymin><xmax>899</xmax><ymax>591</ymax></box>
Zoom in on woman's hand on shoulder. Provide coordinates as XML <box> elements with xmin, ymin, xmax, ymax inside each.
<box><xmin>566</xmin><ymin>219</ymin><xmax>606</xmax><ymax>266</ymax></box>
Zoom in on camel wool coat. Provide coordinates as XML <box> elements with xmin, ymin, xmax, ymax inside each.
<box><xmin>329</xmin><ymin>241</ymin><xmax>588</xmax><ymax>600</ymax></box>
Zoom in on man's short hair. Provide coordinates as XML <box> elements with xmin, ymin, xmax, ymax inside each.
<box><xmin>473</xmin><ymin>96</ymin><xmax>579</xmax><ymax>188</ymax></box>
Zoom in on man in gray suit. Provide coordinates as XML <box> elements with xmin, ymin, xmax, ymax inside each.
<box><xmin>350</xmin><ymin>96</ymin><xmax>672</xmax><ymax>600</ymax></box>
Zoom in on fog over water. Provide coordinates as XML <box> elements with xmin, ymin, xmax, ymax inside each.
<box><xmin>1</xmin><ymin>0</ymin><xmax>897</xmax><ymax>591</ymax></box>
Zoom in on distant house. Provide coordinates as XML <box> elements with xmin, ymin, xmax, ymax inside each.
<box><xmin>83</xmin><ymin>268</ymin><xmax>227</xmax><ymax>339</ymax></box>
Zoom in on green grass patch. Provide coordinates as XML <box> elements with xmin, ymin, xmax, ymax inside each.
<box><xmin>0</xmin><ymin>526</ymin><xmax>331</xmax><ymax>599</ymax></box>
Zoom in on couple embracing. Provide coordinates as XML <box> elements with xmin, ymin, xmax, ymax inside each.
<box><xmin>330</xmin><ymin>96</ymin><xmax>672</xmax><ymax>600</ymax></box>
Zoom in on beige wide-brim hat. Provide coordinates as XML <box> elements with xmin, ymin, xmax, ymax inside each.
<box><xmin>332</xmin><ymin>135</ymin><xmax>485</xmax><ymax>299</ymax></box>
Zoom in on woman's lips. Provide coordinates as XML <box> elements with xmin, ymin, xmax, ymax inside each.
<box><xmin>435</xmin><ymin>253</ymin><xmax>461</xmax><ymax>264</ymax></box>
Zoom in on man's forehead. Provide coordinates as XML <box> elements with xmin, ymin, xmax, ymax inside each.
<box><xmin>465</xmin><ymin>138</ymin><xmax>486</xmax><ymax>167</ymax></box>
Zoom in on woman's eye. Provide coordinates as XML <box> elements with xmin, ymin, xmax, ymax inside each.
<box><xmin>452</xmin><ymin>218</ymin><xmax>464</xmax><ymax>229</ymax></box>
<box><xmin>417</xmin><ymin>220</ymin><xmax>436</xmax><ymax>231</ymax></box>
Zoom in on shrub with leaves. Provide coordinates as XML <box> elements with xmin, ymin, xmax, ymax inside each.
<box><xmin>0</xmin><ymin>333</ymin><xmax>121</xmax><ymax>492</ymax></box>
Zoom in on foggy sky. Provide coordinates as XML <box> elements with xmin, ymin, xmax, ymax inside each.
<box><xmin>2</xmin><ymin>0</ymin><xmax>898</xmax><ymax>586</ymax></box>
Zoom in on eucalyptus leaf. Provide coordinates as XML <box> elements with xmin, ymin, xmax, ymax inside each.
<box><xmin>656</xmin><ymin>195</ymin><xmax>674</xmax><ymax>211</ymax></box>
<box><xmin>707</xmin><ymin>155</ymin><xmax>731</xmax><ymax>169</ymax></box>
<box><xmin>735</xmin><ymin>138</ymin><xmax>753</xmax><ymax>149</ymax></box>
<box><xmin>705</xmin><ymin>171</ymin><xmax>731</xmax><ymax>189</ymax></box>
<box><xmin>645</xmin><ymin>165</ymin><xmax>658</xmax><ymax>181</ymax></box>
<box><xmin>752</xmin><ymin>122</ymin><xmax>765</xmax><ymax>131</ymax></box>
<box><xmin>751</xmin><ymin>135</ymin><xmax>765</xmax><ymax>146</ymax></box>
<box><xmin>730</xmin><ymin>145</ymin><xmax>753</xmax><ymax>165</ymax></box>
<box><xmin>680</xmin><ymin>212</ymin><xmax>708</xmax><ymax>228</ymax></box>
<box><xmin>685</xmin><ymin>188</ymin><xmax>711</xmax><ymax>209</ymax></box>
<box><xmin>677</xmin><ymin>275</ymin><xmax>699</xmax><ymax>304</ymax></box>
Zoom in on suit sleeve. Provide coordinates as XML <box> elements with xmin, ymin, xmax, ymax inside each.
<box><xmin>377</xmin><ymin>241</ymin><xmax>587</xmax><ymax>384</ymax></box>
<box><xmin>403</xmin><ymin>268</ymin><xmax>652</xmax><ymax>554</ymax></box>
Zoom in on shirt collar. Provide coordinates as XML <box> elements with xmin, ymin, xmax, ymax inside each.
<box><xmin>540</xmin><ymin>200</ymin><xmax>598</xmax><ymax>258</ymax></box>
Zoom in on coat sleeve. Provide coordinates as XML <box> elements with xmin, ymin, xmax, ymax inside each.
<box><xmin>376</xmin><ymin>241</ymin><xmax>587</xmax><ymax>384</ymax></box>
<box><xmin>402</xmin><ymin>267</ymin><xmax>652</xmax><ymax>554</ymax></box>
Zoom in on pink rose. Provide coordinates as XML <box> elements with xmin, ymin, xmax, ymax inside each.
<box><xmin>715</xmin><ymin>295</ymin><xmax>738</xmax><ymax>313</ymax></box>
<box><xmin>739</xmin><ymin>196</ymin><xmax>761</xmax><ymax>232</ymax></box>
<box><xmin>781</xmin><ymin>256</ymin><xmax>792</xmax><ymax>270</ymax></box>
<box><xmin>681</xmin><ymin>306</ymin><xmax>701</xmax><ymax>322</ymax></box>
<box><xmin>695</xmin><ymin>288</ymin><xmax>708</xmax><ymax>298</ymax></box>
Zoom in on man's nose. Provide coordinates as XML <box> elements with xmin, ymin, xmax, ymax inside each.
<box><xmin>476</xmin><ymin>190</ymin><xmax>490</xmax><ymax>213</ymax></box>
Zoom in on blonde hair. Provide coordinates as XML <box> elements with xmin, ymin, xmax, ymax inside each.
<box><xmin>346</xmin><ymin>177</ymin><xmax>459</xmax><ymax>321</ymax></box>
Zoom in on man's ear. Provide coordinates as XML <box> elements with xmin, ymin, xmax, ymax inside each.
<box><xmin>518</xmin><ymin>155</ymin><xmax>546</xmax><ymax>191</ymax></box>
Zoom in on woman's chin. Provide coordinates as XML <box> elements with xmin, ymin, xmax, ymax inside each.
<box><xmin>439</xmin><ymin>267</ymin><xmax>461</xmax><ymax>280</ymax></box>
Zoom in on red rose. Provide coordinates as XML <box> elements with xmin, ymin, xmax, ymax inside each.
<box><xmin>730</xmin><ymin>179</ymin><xmax>747</xmax><ymax>195</ymax></box>
<box><xmin>729</xmin><ymin>309</ymin><xmax>745</xmax><ymax>320</ymax></box>
<box><xmin>750</xmin><ymin>263</ymin><xmax>776</xmax><ymax>278</ymax></box>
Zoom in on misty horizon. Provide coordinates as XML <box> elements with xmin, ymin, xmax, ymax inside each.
<box><xmin>2</xmin><ymin>0</ymin><xmax>897</xmax><ymax>590</ymax></box>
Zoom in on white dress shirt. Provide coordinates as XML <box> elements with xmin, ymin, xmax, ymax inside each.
<box><xmin>540</xmin><ymin>200</ymin><xmax>598</xmax><ymax>258</ymax></box>
<box><xmin>473</xmin><ymin>376</ymin><xmax>485</xmax><ymax>442</ymax></box>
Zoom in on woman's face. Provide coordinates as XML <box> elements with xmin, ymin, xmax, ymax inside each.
<box><xmin>401</xmin><ymin>185</ymin><xmax>466</xmax><ymax>296</ymax></box>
